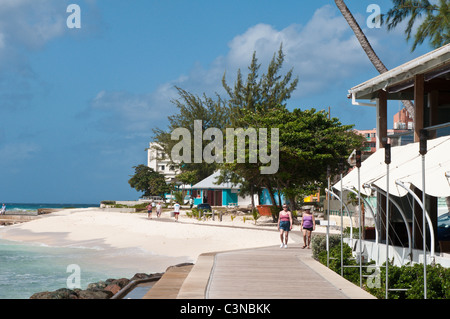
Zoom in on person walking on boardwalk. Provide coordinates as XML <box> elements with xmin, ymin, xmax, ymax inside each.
<box><xmin>173</xmin><ymin>201</ymin><xmax>181</xmax><ymax>221</ymax></box>
<box><xmin>277</xmin><ymin>204</ymin><xmax>293</xmax><ymax>248</ymax></box>
<box><xmin>146</xmin><ymin>202</ymin><xmax>153</xmax><ymax>219</ymax></box>
<box><xmin>301</xmin><ymin>208</ymin><xmax>316</xmax><ymax>249</ymax></box>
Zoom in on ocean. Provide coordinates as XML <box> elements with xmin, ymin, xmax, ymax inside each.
<box><xmin>0</xmin><ymin>202</ymin><xmax>98</xmax><ymax>214</ymax></box>
<box><xmin>0</xmin><ymin>203</ymin><xmax>162</xmax><ymax>299</ymax></box>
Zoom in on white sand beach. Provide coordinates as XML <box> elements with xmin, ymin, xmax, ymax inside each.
<box><xmin>0</xmin><ymin>208</ymin><xmax>310</xmax><ymax>274</ymax></box>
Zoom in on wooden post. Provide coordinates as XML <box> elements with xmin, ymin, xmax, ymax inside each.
<box><xmin>414</xmin><ymin>74</ymin><xmax>424</xmax><ymax>142</ymax></box>
<box><xmin>376</xmin><ymin>90</ymin><xmax>388</xmax><ymax>242</ymax></box>
<box><xmin>377</xmin><ymin>90</ymin><xmax>388</xmax><ymax>149</ymax></box>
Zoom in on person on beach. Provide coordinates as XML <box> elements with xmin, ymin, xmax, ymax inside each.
<box><xmin>277</xmin><ymin>204</ymin><xmax>293</xmax><ymax>248</ymax></box>
<box><xmin>0</xmin><ymin>203</ymin><xmax>5</xmax><ymax>215</ymax></box>
<box><xmin>146</xmin><ymin>202</ymin><xmax>153</xmax><ymax>219</ymax></box>
<box><xmin>156</xmin><ymin>202</ymin><xmax>162</xmax><ymax>218</ymax></box>
<box><xmin>173</xmin><ymin>201</ymin><xmax>180</xmax><ymax>221</ymax></box>
<box><xmin>300</xmin><ymin>208</ymin><xmax>316</xmax><ymax>249</ymax></box>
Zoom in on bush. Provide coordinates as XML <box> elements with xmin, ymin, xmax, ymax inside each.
<box><xmin>252</xmin><ymin>209</ymin><xmax>260</xmax><ymax>225</ymax></box>
<box><xmin>313</xmin><ymin>235</ymin><xmax>450</xmax><ymax>299</ymax></box>
<box><xmin>367</xmin><ymin>262</ymin><xmax>450</xmax><ymax>299</ymax></box>
<box><xmin>101</xmin><ymin>201</ymin><xmax>116</xmax><ymax>205</ymax></box>
<box><xmin>311</xmin><ymin>234</ymin><xmax>341</xmax><ymax>260</ymax></box>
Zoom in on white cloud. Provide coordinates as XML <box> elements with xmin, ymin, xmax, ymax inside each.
<box><xmin>0</xmin><ymin>0</ymin><xmax>68</xmax><ymax>52</ymax></box>
<box><xmin>171</xmin><ymin>5</ymin><xmax>371</xmax><ymax>98</ymax></box>
<box><xmin>89</xmin><ymin>4</ymin><xmax>412</xmax><ymax>135</ymax></box>
<box><xmin>87</xmin><ymin>84</ymin><xmax>179</xmax><ymax>134</ymax></box>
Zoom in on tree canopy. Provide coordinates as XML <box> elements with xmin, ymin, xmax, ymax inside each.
<box><xmin>128</xmin><ymin>164</ymin><xmax>171</xmax><ymax>197</ymax></box>
<box><xmin>149</xmin><ymin>46</ymin><xmax>363</xmax><ymax>209</ymax></box>
<box><xmin>383</xmin><ymin>0</ymin><xmax>450</xmax><ymax>51</ymax></box>
<box><xmin>152</xmin><ymin>45</ymin><xmax>298</xmax><ymax>183</ymax></box>
<box><xmin>221</xmin><ymin>106</ymin><xmax>364</xmax><ymax>209</ymax></box>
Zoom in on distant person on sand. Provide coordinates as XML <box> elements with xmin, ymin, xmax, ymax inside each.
<box><xmin>173</xmin><ymin>201</ymin><xmax>180</xmax><ymax>221</ymax></box>
<box><xmin>146</xmin><ymin>202</ymin><xmax>153</xmax><ymax>219</ymax></box>
<box><xmin>156</xmin><ymin>202</ymin><xmax>162</xmax><ymax>218</ymax></box>
<box><xmin>0</xmin><ymin>203</ymin><xmax>5</xmax><ymax>215</ymax></box>
<box><xmin>301</xmin><ymin>208</ymin><xmax>316</xmax><ymax>249</ymax></box>
<box><xmin>277</xmin><ymin>204</ymin><xmax>293</xmax><ymax>248</ymax></box>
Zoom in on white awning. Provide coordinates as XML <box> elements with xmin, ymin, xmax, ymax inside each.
<box><xmin>334</xmin><ymin>135</ymin><xmax>450</xmax><ymax>197</ymax></box>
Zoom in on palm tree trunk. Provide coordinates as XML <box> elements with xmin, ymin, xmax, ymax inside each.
<box><xmin>334</xmin><ymin>0</ymin><xmax>415</xmax><ymax>118</ymax></box>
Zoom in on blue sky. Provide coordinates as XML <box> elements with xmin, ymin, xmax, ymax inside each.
<box><xmin>0</xmin><ymin>0</ymin><xmax>434</xmax><ymax>204</ymax></box>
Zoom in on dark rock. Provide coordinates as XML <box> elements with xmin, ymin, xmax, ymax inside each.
<box><xmin>77</xmin><ymin>289</ymin><xmax>113</xmax><ymax>299</ymax></box>
<box><xmin>110</xmin><ymin>278</ymin><xmax>130</xmax><ymax>288</ymax></box>
<box><xmin>30</xmin><ymin>291</ymin><xmax>53</xmax><ymax>299</ymax></box>
<box><xmin>104</xmin><ymin>284</ymin><xmax>121</xmax><ymax>295</ymax></box>
<box><xmin>87</xmin><ymin>281</ymin><xmax>107</xmax><ymax>290</ymax></box>
<box><xmin>129</xmin><ymin>273</ymin><xmax>151</xmax><ymax>281</ymax></box>
<box><xmin>30</xmin><ymin>288</ymin><xmax>78</xmax><ymax>299</ymax></box>
<box><xmin>29</xmin><ymin>271</ymin><xmax>167</xmax><ymax>299</ymax></box>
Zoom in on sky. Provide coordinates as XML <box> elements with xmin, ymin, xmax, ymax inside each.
<box><xmin>0</xmin><ymin>0</ymin><xmax>435</xmax><ymax>204</ymax></box>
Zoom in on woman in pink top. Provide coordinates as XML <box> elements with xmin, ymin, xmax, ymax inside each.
<box><xmin>300</xmin><ymin>208</ymin><xmax>315</xmax><ymax>249</ymax></box>
<box><xmin>277</xmin><ymin>204</ymin><xmax>293</xmax><ymax>248</ymax></box>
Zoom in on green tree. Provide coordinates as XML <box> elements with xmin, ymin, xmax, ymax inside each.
<box><xmin>383</xmin><ymin>0</ymin><xmax>450</xmax><ymax>52</ymax></box>
<box><xmin>128</xmin><ymin>164</ymin><xmax>170</xmax><ymax>197</ymax></box>
<box><xmin>152</xmin><ymin>87</ymin><xmax>230</xmax><ymax>181</ymax></box>
<box><xmin>175</xmin><ymin>170</ymin><xmax>198</xmax><ymax>186</ymax></box>
<box><xmin>223</xmin><ymin>106</ymin><xmax>364</xmax><ymax>212</ymax></box>
<box><xmin>152</xmin><ymin>46</ymin><xmax>298</xmax><ymax>182</ymax></box>
<box><xmin>222</xmin><ymin>45</ymin><xmax>298</xmax><ymax>125</ymax></box>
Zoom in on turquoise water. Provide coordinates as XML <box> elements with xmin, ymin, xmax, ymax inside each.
<box><xmin>0</xmin><ymin>239</ymin><xmax>135</xmax><ymax>299</ymax></box>
<box><xmin>0</xmin><ymin>203</ymin><xmax>142</xmax><ymax>299</ymax></box>
<box><xmin>0</xmin><ymin>203</ymin><xmax>188</xmax><ymax>299</ymax></box>
<box><xmin>1</xmin><ymin>203</ymin><xmax>98</xmax><ymax>214</ymax></box>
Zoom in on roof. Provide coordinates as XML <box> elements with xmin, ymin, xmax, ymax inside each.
<box><xmin>349</xmin><ymin>43</ymin><xmax>450</xmax><ymax>101</ymax></box>
<box><xmin>191</xmin><ymin>170</ymin><xmax>241</xmax><ymax>190</ymax></box>
<box><xmin>334</xmin><ymin>135</ymin><xmax>450</xmax><ymax>197</ymax></box>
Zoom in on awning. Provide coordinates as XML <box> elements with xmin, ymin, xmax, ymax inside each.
<box><xmin>334</xmin><ymin>135</ymin><xmax>450</xmax><ymax>197</ymax></box>
<box><xmin>348</xmin><ymin>43</ymin><xmax>450</xmax><ymax>101</ymax></box>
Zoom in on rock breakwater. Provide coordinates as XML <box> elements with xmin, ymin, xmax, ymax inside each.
<box><xmin>29</xmin><ymin>263</ymin><xmax>194</xmax><ymax>299</ymax></box>
<box><xmin>30</xmin><ymin>272</ymin><xmax>163</xmax><ymax>299</ymax></box>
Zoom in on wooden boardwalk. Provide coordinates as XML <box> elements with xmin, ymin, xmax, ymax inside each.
<box><xmin>145</xmin><ymin>243</ymin><xmax>376</xmax><ymax>299</ymax></box>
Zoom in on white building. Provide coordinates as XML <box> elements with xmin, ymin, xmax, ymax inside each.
<box><xmin>147</xmin><ymin>142</ymin><xmax>180</xmax><ymax>183</ymax></box>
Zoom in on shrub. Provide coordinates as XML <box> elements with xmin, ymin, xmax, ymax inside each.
<box><xmin>367</xmin><ymin>262</ymin><xmax>450</xmax><ymax>299</ymax></box>
<box><xmin>311</xmin><ymin>234</ymin><xmax>341</xmax><ymax>260</ymax></box>
<box><xmin>313</xmin><ymin>235</ymin><xmax>450</xmax><ymax>299</ymax></box>
<box><xmin>252</xmin><ymin>209</ymin><xmax>260</xmax><ymax>225</ymax></box>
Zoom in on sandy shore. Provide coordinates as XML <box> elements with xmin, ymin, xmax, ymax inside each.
<box><xmin>0</xmin><ymin>207</ymin><xmax>325</xmax><ymax>275</ymax></box>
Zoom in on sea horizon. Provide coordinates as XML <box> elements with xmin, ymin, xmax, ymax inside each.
<box><xmin>1</xmin><ymin>203</ymin><xmax>99</xmax><ymax>214</ymax></box>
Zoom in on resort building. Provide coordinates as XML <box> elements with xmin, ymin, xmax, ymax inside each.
<box><xmin>337</xmin><ymin>43</ymin><xmax>450</xmax><ymax>267</ymax></box>
<box><xmin>190</xmin><ymin>170</ymin><xmax>257</xmax><ymax>208</ymax></box>
<box><xmin>147</xmin><ymin>142</ymin><xmax>180</xmax><ymax>183</ymax></box>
